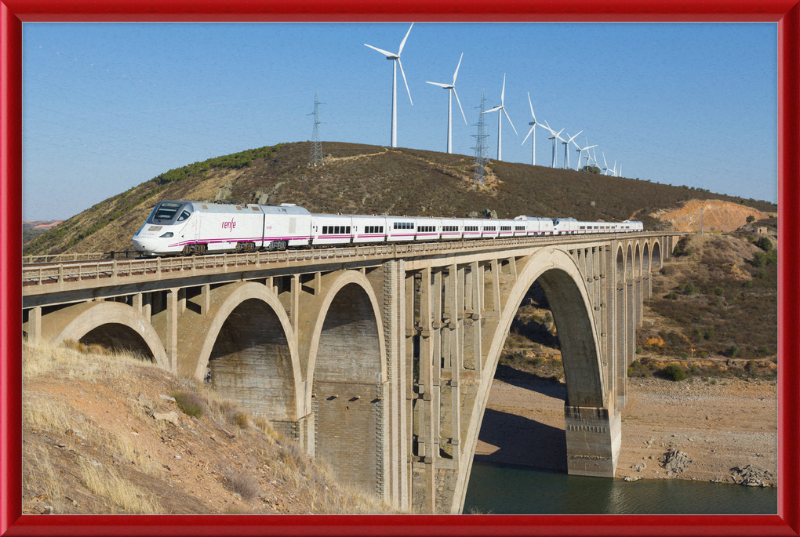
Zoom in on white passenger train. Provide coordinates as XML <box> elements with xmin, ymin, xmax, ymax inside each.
<box><xmin>132</xmin><ymin>200</ymin><xmax>644</xmax><ymax>256</ymax></box>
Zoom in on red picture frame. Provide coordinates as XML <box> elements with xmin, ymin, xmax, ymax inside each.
<box><xmin>2</xmin><ymin>1</ymin><xmax>798</xmax><ymax>535</ymax></box>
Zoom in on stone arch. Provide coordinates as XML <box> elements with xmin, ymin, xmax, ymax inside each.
<box><xmin>614</xmin><ymin>245</ymin><xmax>626</xmax><ymax>407</ymax></box>
<box><xmin>634</xmin><ymin>243</ymin><xmax>642</xmax><ymax>327</ymax></box>
<box><xmin>651</xmin><ymin>240</ymin><xmax>663</xmax><ymax>271</ymax></box>
<box><xmin>626</xmin><ymin>244</ymin><xmax>636</xmax><ymax>365</ymax></box>
<box><xmin>189</xmin><ymin>282</ymin><xmax>302</xmax><ymax>429</ymax></box>
<box><xmin>642</xmin><ymin>242</ymin><xmax>652</xmax><ymax>300</ymax></box>
<box><xmin>456</xmin><ymin>247</ymin><xmax>605</xmax><ymax>512</ymax></box>
<box><xmin>41</xmin><ymin>301</ymin><xmax>168</xmax><ymax>369</ymax></box>
<box><xmin>305</xmin><ymin>270</ymin><xmax>387</xmax><ymax>494</ymax></box>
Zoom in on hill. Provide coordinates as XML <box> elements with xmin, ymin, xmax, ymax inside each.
<box><xmin>24</xmin><ymin>142</ymin><xmax>777</xmax><ymax>255</ymax></box>
<box><xmin>23</xmin><ymin>339</ymin><xmax>398</xmax><ymax>515</ymax></box>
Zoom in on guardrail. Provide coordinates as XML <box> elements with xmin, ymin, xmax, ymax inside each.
<box><xmin>22</xmin><ymin>250</ymin><xmax>142</xmax><ymax>265</ymax></box>
<box><xmin>22</xmin><ymin>232</ymin><xmax>662</xmax><ymax>288</ymax></box>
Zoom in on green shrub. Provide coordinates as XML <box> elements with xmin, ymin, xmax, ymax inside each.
<box><xmin>636</xmin><ymin>346</ymin><xmax>644</xmax><ymax>354</ymax></box>
<box><xmin>665</xmin><ymin>292</ymin><xmax>679</xmax><ymax>300</ymax></box>
<box><xmin>727</xmin><ymin>345</ymin><xmax>739</xmax><ymax>358</ymax></box>
<box><xmin>746</xmin><ymin>215</ymin><xmax>755</xmax><ymax>223</ymax></box>
<box><xmin>663</xmin><ymin>364</ymin><xmax>686</xmax><ymax>382</ymax></box>
<box><xmin>690</xmin><ymin>364</ymin><xmax>699</xmax><ymax>374</ymax></box>
<box><xmin>713</xmin><ymin>287</ymin><xmax>724</xmax><ymax>296</ymax></box>
<box><xmin>173</xmin><ymin>390</ymin><xmax>206</xmax><ymax>419</ymax></box>
<box><xmin>703</xmin><ymin>329</ymin><xmax>714</xmax><ymax>340</ymax></box>
<box><xmin>743</xmin><ymin>280</ymin><xmax>754</xmax><ymax>288</ymax></box>
<box><xmin>684</xmin><ymin>283</ymin><xmax>696</xmax><ymax>295</ymax></box>
<box><xmin>755</xmin><ymin>236</ymin><xmax>772</xmax><ymax>252</ymax></box>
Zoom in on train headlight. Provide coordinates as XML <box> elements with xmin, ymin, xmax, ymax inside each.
<box><xmin>160</xmin><ymin>232</ymin><xmax>174</xmax><ymax>238</ymax></box>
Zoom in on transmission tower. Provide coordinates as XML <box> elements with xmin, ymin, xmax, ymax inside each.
<box><xmin>471</xmin><ymin>90</ymin><xmax>490</xmax><ymax>186</ymax></box>
<box><xmin>308</xmin><ymin>91</ymin><xmax>324</xmax><ymax>167</ymax></box>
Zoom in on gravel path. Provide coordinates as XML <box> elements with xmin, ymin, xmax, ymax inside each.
<box><xmin>475</xmin><ymin>376</ymin><xmax>777</xmax><ymax>486</ymax></box>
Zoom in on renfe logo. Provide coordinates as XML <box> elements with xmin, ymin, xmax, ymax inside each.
<box><xmin>221</xmin><ymin>219</ymin><xmax>236</xmax><ymax>231</ymax></box>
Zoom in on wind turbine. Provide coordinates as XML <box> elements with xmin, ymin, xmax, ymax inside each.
<box><xmin>562</xmin><ymin>130</ymin><xmax>583</xmax><ymax>169</ymax></box>
<box><xmin>482</xmin><ymin>74</ymin><xmax>517</xmax><ymax>161</ymax></box>
<box><xmin>602</xmin><ymin>152</ymin><xmax>610</xmax><ymax>175</ymax></box>
<box><xmin>610</xmin><ymin>160</ymin><xmax>618</xmax><ymax>177</ymax></box>
<box><xmin>365</xmin><ymin>23</ymin><xmax>414</xmax><ymax>148</ymax></box>
<box><xmin>543</xmin><ymin>121</ymin><xmax>565</xmax><ymax>168</ymax></box>
<box><xmin>576</xmin><ymin>140</ymin><xmax>597</xmax><ymax>171</ymax></box>
<box><xmin>426</xmin><ymin>53</ymin><xmax>467</xmax><ymax>154</ymax></box>
<box><xmin>520</xmin><ymin>92</ymin><xmax>543</xmax><ymax>165</ymax></box>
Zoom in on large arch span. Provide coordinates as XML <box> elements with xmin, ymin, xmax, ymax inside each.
<box><xmin>454</xmin><ymin>246</ymin><xmax>616</xmax><ymax>513</ymax></box>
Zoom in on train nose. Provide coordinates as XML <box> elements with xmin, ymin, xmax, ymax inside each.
<box><xmin>132</xmin><ymin>237</ymin><xmax>157</xmax><ymax>253</ymax></box>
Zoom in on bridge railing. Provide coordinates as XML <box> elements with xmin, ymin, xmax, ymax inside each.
<box><xmin>22</xmin><ymin>250</ymin><xmax>142</xmax><ymax>265</ymax></box>
<box><xmin>22</xmin><ymin>233</ymin><xmax>658</xmax><ymax>287</ymax></box>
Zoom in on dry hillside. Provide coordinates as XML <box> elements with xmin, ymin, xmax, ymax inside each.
<box><xmin>24</xmin><ymin>141</ymin><xmax>776</xmax><ymax>255</ymax></box>
<box><xmin>22</xmin><ymin>339</ymin><xmax>400</xmax><ymax>515</ymax></box>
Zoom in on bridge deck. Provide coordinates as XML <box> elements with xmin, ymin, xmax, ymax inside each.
<box><xmin>23</xmin><ymin>232</ymin><xmax>664</xmax><ymax>301</ymax></box>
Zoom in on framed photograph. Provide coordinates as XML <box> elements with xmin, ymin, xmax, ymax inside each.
<box><xmin>2</xmin><ymin>1</ymin><xmax>798</xmax><ymax>535</ymax></box>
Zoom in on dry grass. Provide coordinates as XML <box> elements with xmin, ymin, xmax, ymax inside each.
<box><xmin>23</xmin><ymin>443</ymin><xmax>64</xmax><ymax>503</ymax></box>
<box><xmin>23</xmin><ymin>338</ymin><xmax>156</xmax><ymax>381</ymax></box>
<box><xmin>24</xmin><ymin>339</ymin><xmax>403</xmax><ymax>515</ymax></box>
<box><xmin>224</xmin><ymin>470</ymin><xmax>261</xmax><ymax>500</ymax></box>
<box><xmin>79</xmin><ymin>459</ymin><xmax>162</xmax><ymax>514</ymax></box>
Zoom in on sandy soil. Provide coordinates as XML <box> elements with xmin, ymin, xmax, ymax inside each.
<box><xmin>474</xmin><ymin>375</ymin><xmax>777</xmax><ymax>486</ymax></box>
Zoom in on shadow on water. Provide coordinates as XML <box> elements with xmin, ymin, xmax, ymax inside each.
<box><xmin>476</xmin><ymin>408</ymin><xmax>567</xmax><ymax>473</ymax></box>
<box><xmin>493</xmin><ymin>363</ymin><xmax>566</xmax><ymax>401</ymax></box>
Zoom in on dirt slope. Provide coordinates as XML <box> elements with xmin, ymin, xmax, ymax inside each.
<box><xmin>22</xmin><ymin>340</ymin><xmax>398</xmax><ymax>515</ymax></box>
<box><xmin>655</xmin><ymin>199</ymin><xmax>773</xmax><ymax>233</ymax></box>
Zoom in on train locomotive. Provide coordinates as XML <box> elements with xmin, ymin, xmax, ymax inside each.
<box><xmin>132</xmin><ymin>200</ymin><xmax>643</xmax><ymax>256</ymax></box>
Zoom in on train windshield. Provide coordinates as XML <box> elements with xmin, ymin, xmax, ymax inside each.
<box><xmin>148</xmin><ymin>202</ymin><xmax>185</xmax><ymax>224</ymax></box>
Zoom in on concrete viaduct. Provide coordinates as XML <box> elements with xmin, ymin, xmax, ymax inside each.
<box><xmin>22</xmin><ymin>232</ymin><xmax>677</xmax><ymax>513</ymax></box>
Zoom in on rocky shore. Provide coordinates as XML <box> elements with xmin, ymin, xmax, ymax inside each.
<box><xmin>474</xmin><ymin>375</ymin><xmax>777</xmax><ymax>487</ymax></box>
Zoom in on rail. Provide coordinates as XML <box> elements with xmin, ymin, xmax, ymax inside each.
<box><xmin>22</xmin><ymin>232</ymin><xmax>665</xmax><ymax>288</ymax></box>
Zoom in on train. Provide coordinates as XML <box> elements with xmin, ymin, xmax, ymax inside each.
<box><xmin>131</xmin><ymin>200</ymin><xmax>644</xmax><ymax>256</ymax></box>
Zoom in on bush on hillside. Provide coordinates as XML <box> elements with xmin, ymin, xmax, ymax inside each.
<box><xmin>662</xmin><ymin>364</ymin><xmax>686</xmax><ymax>382</ymax></box>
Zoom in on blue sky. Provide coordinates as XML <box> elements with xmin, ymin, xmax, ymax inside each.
<box><xmin>22</xmin><ymin>23</ymin><xmax>777</xmax><ymax>220</ymax></box>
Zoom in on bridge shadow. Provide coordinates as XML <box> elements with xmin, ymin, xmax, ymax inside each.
<box><xmin>493</xmin><ymin>364</ymin><xmax>567</xmax><ymax>401</ymax></box>
<box><xmin>475</xmin><ymin>408</ymin><xmax>567</xmax><ymax>473</ymax></box>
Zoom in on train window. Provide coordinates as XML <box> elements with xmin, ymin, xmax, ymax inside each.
<box><xmin>347</xmin><ymin>227</ymin><xmax>351</xmax><ymax>234</ymax></box>
<box><xmin>153</xmin><ymin>202</ymin><xmax>181</xmax><ymax>221</ymax></box>
<box><xmin>379</xmin><ymin>226</ymin><xmax>384</xmax><ymax>233</ymax></box>
<box><xmin>177</xmin><ymin>211</ymin><xmax>191</xmax><ymax>222</ymax></box>
<box><xmin>322</xmin><ymin>226</ymin><xmax>327</xmax><ymax>234</ymax></box>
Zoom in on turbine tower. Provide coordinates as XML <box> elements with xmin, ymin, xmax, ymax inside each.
<box><xmin>562</xmin><ymin>130</ymin><xmax>583</xmax><ymax>169</ymax></box>
<box><xmin>365</xmin><ymin>23</ymin><xmax>414</xmax><ymax>148</ymax></box>
<box><xmin>426</xmin><ymin>53</ymin><xmax>467</xmax><ymax>154</ymax></box>
<box><xmin>575</xmin><ymin>140</ymin><xmax>597</xmax><ymax>171</ymax></box>
<box><xmin>520</xmin><ymin>92</ymin><xmax>543</xmax><ymax>165</ymax></box>
<box><xmin>482</xmin><ymin>74</ymin><xmax>517</xmax><ymax>161</ymax></box>
<box><xmin>602</xmin><ymin>152</ymin><xmax>610</xmax><ymax>175</ymax></box>
<box><xmin>543</xmin><ymin>121</ymin><xmax>565</xmax><ymax>168</ymax></box>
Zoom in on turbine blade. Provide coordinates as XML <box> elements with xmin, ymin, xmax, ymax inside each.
<box><xmin>397</xmin><ymin>58</ymin><xmax>413</xmax><ymax>105</ymax></box>
<box><xmin>426</xmin><ymin>81</ymin><xmax>449</xmax><ymax>87</ymax></box>
<box><xmin>521</xmin><ymin>125</ymin><xmax>534</xmax><ymax>145</ymax></box>
<box><xmin>452</xmin><ymin>87</ymin><xmax>467</xmax><ymax>125</ymax></box>
<box><xmin>364</xmin><ymin>44</ymin><xmax>395</xmax><ymax>57</ymax></box>
<box><xmin>501</xmin><ymin>73</ymin><xmax>506</xmax><ymax>105</ymax></box>
<box><xmin>398</xmin><ymin>23</ymin><xmax>414</xmax><ymax>55</ymax></box>
<box><xmin>503</xmin><ymin>107</ymin><xmax>517</xmax><ymax>135</ymax></box>
<box><xmin>453</xmin><ymin>53</ymin><xmax>463</xmax><ymax>85</ymax></box>
<box><xmin>483</xmin><ymin>106</ymin><xmax>502</xmax><ymax>113</ymax></box>
<box><xmin>527</xmin><ymin>92</ymin><xmax>536</xmax><ymax>121</ymax></box>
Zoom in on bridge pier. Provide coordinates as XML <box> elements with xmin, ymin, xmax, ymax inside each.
<box><xmin>564</xmin><ymin>405</ymin><xmax>621</xmax><ymax>477</ymax></box>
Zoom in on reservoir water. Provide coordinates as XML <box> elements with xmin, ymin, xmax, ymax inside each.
<box><xmin>463</xmin><ymin>461</ymin><xmax>777</xmax><ymax>514</ymax></box>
